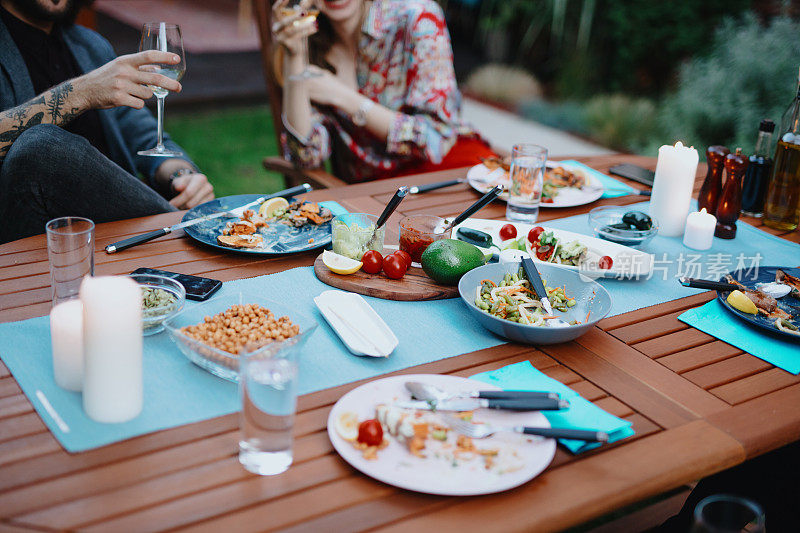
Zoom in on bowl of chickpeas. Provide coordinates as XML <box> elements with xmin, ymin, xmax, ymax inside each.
<box><xmin>163</xmin><ymin>293</ymin><xmax>318</xmax><ymax>381</ymax></box>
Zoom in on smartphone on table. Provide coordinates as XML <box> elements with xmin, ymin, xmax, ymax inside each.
<box><xmin>608</xmin><ymin>163</ymin><xmax>656</xmax><ymax>187</ymax></box>
<box><xmin>130</xmin><ymin>268</ymin><xmax>222</xmax><ymax>301</ymax></box>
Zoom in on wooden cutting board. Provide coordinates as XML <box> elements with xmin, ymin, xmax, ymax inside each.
<box><xmin>313</xmin><ymin>252</ymin><xmax>459</xmax><ymax>301</ymax></box>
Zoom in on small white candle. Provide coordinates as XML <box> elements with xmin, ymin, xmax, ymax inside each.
<box><xmin>50</xmin><ymin>299</ymin><xmax>84</xmax><ymax>392</ymax></box>
<box><xmin>649</xmin><ymin>142</ymin><xmax>699</xmax><ymax>237</ymax></box>
<box><xmin>81</xmin><ymin>276</ymin><xmax>143</xmax><ymax>423</ymax></box>
<box><xmin>683</xmin><ymin>208</ymin><xmax>717</xmax><ymax>250</ymax></box>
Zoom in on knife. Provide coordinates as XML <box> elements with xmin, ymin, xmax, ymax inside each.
<box><xmin>678</xmin><ymin>277</ymin><xmax>738</xmax><ymax>291</ymax></box>
<box><xmin>408</xmin><ymin>179</ymin><xmax>464</xmax><ymax>194</ymax></box>
<box><xmin>521</xmin><ymin>257</ymin><xmax>570</xmax><ymax>328</ymax></box>
<box><xmin>105</xmin><ymin>183</ymin><xmax>312</xmax><ymax>253</ymax></box>
<box><xmin>405</xmin><ymin>381</ymin><xmax>559</xmax><ymax>401</ymax></box>
<box><xmin>395</xmin><ymin>397</ymin><xmax>569</xmax><ymax>412</ymax></box>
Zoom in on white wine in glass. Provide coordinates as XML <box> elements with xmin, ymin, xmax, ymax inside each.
<box><xmin>138</xmin><ymin>22</ymin><xmax>185</xmax><ymax>157</ymax></box>
<box><xmin>281</xmin><ymin>0</ymin><xmax>321</xmax><ymax>81</ymax></box>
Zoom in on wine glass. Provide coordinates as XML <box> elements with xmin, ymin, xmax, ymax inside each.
<box><xmin>692</xmin><ymin>495</ymin><xmax>765</xmax><ymax>533</ymax></box>
<box><xmin>137</xmin><ymin>22</ymin><xmax>185</xmax><ymax>157</ymax></box>
<box><xmin>281</xmin><ymin>0</ymin><xmax>321</xmax><ymax>81</ymax></box>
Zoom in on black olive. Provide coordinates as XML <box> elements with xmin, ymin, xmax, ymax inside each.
<box><xmin>622</xmin><ymin>211</ymin><xmax>653</xmax><ymax>231</ymax></box>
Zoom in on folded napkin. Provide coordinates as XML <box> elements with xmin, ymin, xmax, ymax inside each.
<box><xmin>557</xmin><ymin>160</ymin><xmax>636</xmax><ymax>198</ymax></box>
<box><xmin>678</xmin><ymin>299</ymin><xmax>800</xmax><ymax>374</ymax></box>
<box><xmin>320</xmin><ymin>201</ymin><xmax>349</xmax><ymax>216</ymax></box>
<box><xmin>471</xmin><ymin>361</ymin><xmax>634</xmax><ymax>454</ymax></box>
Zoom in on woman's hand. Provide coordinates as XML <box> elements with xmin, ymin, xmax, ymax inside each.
<box><xmin>271</xmin><ymin>0</ymin><xmax>317</xmax><ymax>57</ymax></box>
<box><xmin>303</xmin><ymin>66</ymin><xmax>359</xmax><ymax>110</ymax></box>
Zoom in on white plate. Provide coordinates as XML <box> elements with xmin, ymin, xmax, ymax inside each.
<box><xmin>327</xmin><ymin>374</ymin><xmax>556</xmax><ymax>496</ymax></box>
<box><xmin>466</xmin><ymin>161</ymin><xmax>604</xmax><ymax>208</ymax></box>
<box><xmin>454</xmin><ymin>218</ymin><xmax>654</xmax><ymax>279</ymax></box>
<box><xmin>314</xmin><ymin>290</ymin><xmax>398</xmax><ymax>357</ymax></box>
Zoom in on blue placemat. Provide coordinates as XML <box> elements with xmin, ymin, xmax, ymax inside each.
<box><xmin>543</xmin><ymin>201</ymin><xmax>800</xmax><ymax>317</ymax></box>
<box><xmin>0</xmin><ymin>267</ymin><xmax>508</xmax><ymax>452</ymax></box>
<box><xmin>471</xmin><ymin>361</ymin><xmax>634</xmax><ymax>453</ymax></box>
<box><xmin>678</xmin><ymin>299</ymin><xmax>800</xmax><ymax>374</ymax></box>
<box><xmin>557</xmin><ymin>160</ymin><xmax>635</xmax><ymax>198</ymax></box>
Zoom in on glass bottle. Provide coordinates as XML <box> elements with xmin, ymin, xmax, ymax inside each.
<box><xmin>764</xmin><ymin>69</ymin><xmax>800</xmax><ymax>231</ymax></box>
<box><xmin>698</xmin><ymin>145</ymin><xmax>730</xmax><ymax>215</ymax></box>
<box><xmin>715</xmin><ymin>148</ymin><xmax>748</xmax><ymax>239</ymax></box>
<box><xmin>741</xmin><ymin>120</ymin><xmax>775</xmax><ymax>217</ymax></box>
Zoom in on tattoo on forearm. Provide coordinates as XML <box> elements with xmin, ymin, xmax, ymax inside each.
<box><xmin>0</xmin><ymin>80</ymin><xmax>83</xmax><ymax>160</ymax></box>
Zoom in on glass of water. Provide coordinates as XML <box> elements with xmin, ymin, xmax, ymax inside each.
<box><xmin>137</xmin><ymin>22</ymin><xmax>185</xmax><ymax>157</ymax></box>
<box><xmin>239</xmin><ymin>353</ymin><xmax>299</xmax><ymax>476</ymax></box>
<box><xmin>692</xmin><ymin>494</ymin><xmax>765</xmax><ymax>533</ymax></box>
<box><xmin>505</xmin><ymin>144</ymin><xmax>548</xmax><ymax>223</ymax></box>
<box><xmin>46</xmin><ymin>217</ymin><xmax>94</xmax><ymax>306</ymax></box>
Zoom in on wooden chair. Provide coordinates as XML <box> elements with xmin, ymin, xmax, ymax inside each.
<box><xmin>253</xmin><ymin>0</ymin><xmax>346</xmax><ymax>190</ymax></box>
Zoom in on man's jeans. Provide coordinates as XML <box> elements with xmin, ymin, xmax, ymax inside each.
<box><xmin>0</xmin><ymin>124</ymin><xmax>176</xmax><ymax>244</ymax></box>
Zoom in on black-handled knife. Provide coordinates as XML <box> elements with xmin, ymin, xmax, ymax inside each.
<box><xmin>409</xmin><ymin>179</ymin><xmax>463</xmax><ymax>194</ymax></box>
<box><xmin>519</xmin><ymin>426</ymin><xmax>609</xmax><ymax>442</ymax></box>
<box><xmin>476</xmin><ymin>390</ymin><xmax>559</xmax><ymax>400</ymax></box>
<box><xmin>678</xmin><ymin>277</ymin><xmax>738</xmax><ymax>292</ymax></box>
<box><xmin>105</xmin><ymin>183</ymin><xmax>312</xmax><ymax>253</ymax></box>
<box><xmin>485</xmin><ymin>397</ymin><xmax>569</xmax><ymax>411</ymax></box>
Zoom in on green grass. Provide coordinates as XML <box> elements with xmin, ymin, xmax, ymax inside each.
<box><xmin>165</xmin><ymin>105</ymin><xmax>285</xmax><ymax>197</ymax></box>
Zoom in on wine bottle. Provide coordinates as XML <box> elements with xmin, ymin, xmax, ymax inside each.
<box><xmin>741</xmin><ymin>120</ymin><xmax>775</xmax><ymax>217</ymax></box>
<box><xmin>764</xmin><ymin>68</ymin><xmax>800</xmax><ymax>231</ymax></box>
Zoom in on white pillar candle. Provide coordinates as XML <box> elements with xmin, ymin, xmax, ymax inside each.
<box><xmin>649</xmin><ymin>142</ymin><xmax>700</xmax><ymax>237</ymax></box>
<box><xmin>81</xmin><ymin>276</ymin><xmax>143</xmax><ymax>423</ymax></box>
<box><xmin>683</xmin><ymin>208</ymin><xmax>717</xmax><ymax>250</ymax></box>
<box><xmin>49</xmin><ymin>299</ymin><xmax>84</xmax><ymax>392</ymax></box>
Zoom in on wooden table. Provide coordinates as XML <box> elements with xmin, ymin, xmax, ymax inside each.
<box><xmin>1</xmin><ymin>155</ymin><xmax>799</xmax><ymax>532</ymax></box>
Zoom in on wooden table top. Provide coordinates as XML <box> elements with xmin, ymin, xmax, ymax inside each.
<box><xmin>1</xmin><ymin>154</ymin><xmax>799</xmax><ymax>532</ymax></box>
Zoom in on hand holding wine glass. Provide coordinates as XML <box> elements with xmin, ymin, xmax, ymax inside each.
<box><xmin>271</xmin><ymin>0</ymin><xmax>321</xmax><ymax>81</ymax></box>
<box><xmin>137</xmin><ymin>22</ymin><xmax>186</xmax><ymax>157</ymax></box>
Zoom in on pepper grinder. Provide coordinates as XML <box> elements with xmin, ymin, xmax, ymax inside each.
<box><xmin>714</xmin><ymin>148</ymin><xmax>749</xmax><ymax>239</ymax></box>
<box><xmin>698</xmin><ymin>145</ymin><xmax>730</xmax><ymax>215</ymax></box>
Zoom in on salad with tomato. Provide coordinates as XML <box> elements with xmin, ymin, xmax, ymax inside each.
<box><xmin>528</xmin><ymin>228</ymin><xmax>588</xmax><ymax>267</ymax></box>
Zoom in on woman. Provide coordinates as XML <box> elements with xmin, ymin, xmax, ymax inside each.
<box><xmin>272</xmin><ymin>0</ymin><xmax>493</xmax><ymax>182</ymax></box>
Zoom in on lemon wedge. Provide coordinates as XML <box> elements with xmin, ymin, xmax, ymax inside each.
<box><xmin>322</xmin><ymin>250</ymin><xmax>363</xmax><ymax>275</ymax></box>
<box><xmin>334</xmin><ymin>411</ymin><xmax>359</xmax><ymax>441</ymax></box>
<box><xmin>258</xmin><ymin>197</ymin><xmax>289</xmax><ymax>219</ymax></box>
<box><xmin>727</xmin><ymin>290</ymin><xmax>758</xmax><ymax>314</ymax></box>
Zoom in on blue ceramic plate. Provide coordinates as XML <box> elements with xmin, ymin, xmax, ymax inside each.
<box><xmin>716</xmin><ymin>265</ymin><xmax>800</xmax><ymax>342</ymax></box>
<box><xmin>182</xmin><ymin>194</ymin><xmax>332</xmax><ymax>255</ymax></box>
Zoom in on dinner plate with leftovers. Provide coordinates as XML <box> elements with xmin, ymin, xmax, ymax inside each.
<box><xmin>327</xmin><ymin>374</ymin><xmax>556</xmax><ymax>496</ymax></box>
<box><xmin>466</xmin><ymin>158</ymin><xmax>604</xmax><ymax>208</ymax></box>
<box><xmin>454</xmin><ymin>218</ymin><xmax>654</xmax><ymax>279</ymax></box>
<box><xmin>182</xmin><ymin>194</ymin><xmax>334</xmax><ymax>255</ymax></box>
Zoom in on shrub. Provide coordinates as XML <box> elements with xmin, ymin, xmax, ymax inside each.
<box><xmin>583</xmin><ymin>94</ymin><xmax>658</xmax><ymax>153</ymax></box>
<box><xmin>463</xmin><ymin>64</ymin><xmax>543</xmax><ymax>107</ymax></box>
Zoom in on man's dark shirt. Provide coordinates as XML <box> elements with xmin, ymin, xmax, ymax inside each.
<box><xmin>0</xmin><ymin>7</ymin><xmax>110</xmax><ymax>158</ymax></box>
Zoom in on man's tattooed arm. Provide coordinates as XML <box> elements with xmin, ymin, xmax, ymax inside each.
<box><xmin>0</xmin><ymin>80</ymin><xmax>85</xmax><ymax>160</ymax></box>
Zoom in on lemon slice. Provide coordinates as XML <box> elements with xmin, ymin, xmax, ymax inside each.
<box><xmin>258</xmin><ymin>197</ymin><xmax>289</xmax><ymax>219</ymax></box>
<box><xmin>322</xmin><ymin>250</ymin><xmax>363</xmax><ymax>275</ymax></box>
<box><xmin>334</xmin><ymin>411</ymin><xmax>359</xmax><ymax>441</ymax></box>
<box><xmin>727</xmin><ymin>290</ymin><xmax>758</xmax><ymax>314</ymax></box>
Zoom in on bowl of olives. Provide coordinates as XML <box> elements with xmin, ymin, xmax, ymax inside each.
<box><xmin>588</xmin><ymin>206</ymin><xmax>658</xmax><ymax>247</ymax></box>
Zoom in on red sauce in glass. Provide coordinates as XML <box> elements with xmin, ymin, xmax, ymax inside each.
<box><xmin>399</xmin><ymin>227</ymin><xmax>436</xmax><ymax>263</ymax></box>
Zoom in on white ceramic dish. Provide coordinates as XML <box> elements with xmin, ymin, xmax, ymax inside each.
<box><xmin>466</xmin><ymin>161</ymin><xmax>604</xmax><ymax>208</ymax></box>
<box><xmin>314</xmin><ymin>290</ymin><xmax>398</xmax><ymax>357</ymax></box>
<box><xmin>327</xmin><ymin>374</ymin><xmax>556</xmax><ymax>496</ymax></box>
<box><xmin>454</xmin><ymin>218</ymin><xmax>654</xmax><ymax>279</ymax></box>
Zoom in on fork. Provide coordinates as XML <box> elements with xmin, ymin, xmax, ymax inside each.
<box><xmin>443</xmin><ymin>413</ymin><xmax>609</xmax><ymax>443</ymax></box>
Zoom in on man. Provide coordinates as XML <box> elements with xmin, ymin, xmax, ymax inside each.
<box><xmin>0</xmin><ymin>0</ymin><xmax>214</xmax><ymax>244</ymax></box>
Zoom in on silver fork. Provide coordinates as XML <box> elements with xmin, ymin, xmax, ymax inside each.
<box><xmin>443</xmin><ymin>413</ymin><xmax>609</xmax><ymax>443</ymax></box>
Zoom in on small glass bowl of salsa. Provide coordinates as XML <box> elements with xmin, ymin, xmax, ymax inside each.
<box><xmin>399</xmin><ymin>215</ymin><xmax>451</xmax><ymax>264</ymax></box>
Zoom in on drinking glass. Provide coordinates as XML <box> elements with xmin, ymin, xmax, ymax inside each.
<box><xmin>505</xmin><ymin>144</ymin><xmax>548</xmax><ymax>223</ymax></box>
<box><xmin>239</xmin><ymin>353</ymin><xmax>298</xmax><ymax>475</ymax></box>
<box><xmin>137</xmin><ymin>22</ymin><xmax>185</xmax><ymax>157</ymax></box>
<box><xmin>46</xmin><ymin>217</ymin><xmax>94</xmax><ymax>306</ymax></box>
<box><xmin>692</xmin><ymin>494</ymin><xmax>765</xmax><ymax>533</ymax></box>
<box><xmin>281</xmin><ymin>0</ymin><xmax>321</xmax><ymax>81</ymax></box>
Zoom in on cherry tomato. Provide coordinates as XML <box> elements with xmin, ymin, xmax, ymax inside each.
<box><xmin>536</xmin><ymin>244</ymin><xmax>553</xmax><ymax>261</ymax></box>
<box><xmin>527</xmin><ymin>226</ymin><xmax>544</xmax><ymax>244</ymax></box>
<box><xmin>357</xmin><ymin>419</ymin><xmax>383</xmax><ymax>446</ymax></box>
<box><xmin>393</xmin><ymin>250</ymin><xmax>412</xmax><ymax>270</ymax></box>
<box><xmin>541</xmin><ymin>197</ymin><xmax>554</xmax><ymax>203</ymax></box>
<box><xmin>598</xmin><ymin>256</ymin><xmax>614</xmax><ymax>269</ymax></box>
<box><xmin>361</xmin><ymin>250</ymin><xmax>383</xmax><ymax>274</ymax></box>
<box><xmin>499</xmin><ymin>224</ymin><xmax>517</xmax><ymax>241</ymax></box>
<box><xmin>382</xmin><ymin>253</ymin><xmax>408</xmax><ymax>279</ymax></box>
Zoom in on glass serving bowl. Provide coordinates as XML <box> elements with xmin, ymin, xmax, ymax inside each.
<box><xmin>588</xmin><ymin>206</ymin><xmax>659</xmax><ymax>247</ymax></box>
<box><xmin>163</xmin><ymin>293</ymin><xmax>318</xmax><ymax>382</ymax></box>
<box><xmin>331</xmin><ymin>213</ymin><xmax>385</xmax><ymax>260</ymax></box>
<box><xmin>399</xmin><ymin>215</ymin><xmax>452</xmax><ymax>264</ymax></box>
<box><xmin>130</xmin><ymin>273</ymin><xmax>186</xmax><ymax>335</ymax></box>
